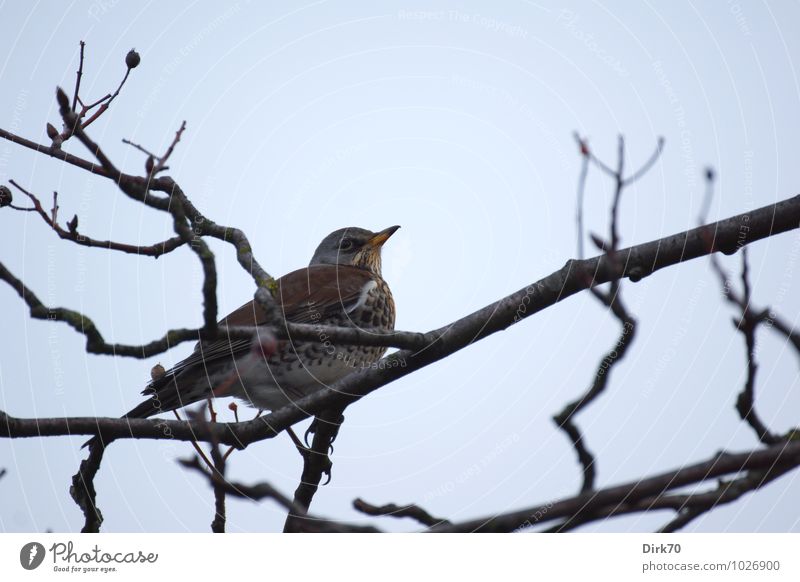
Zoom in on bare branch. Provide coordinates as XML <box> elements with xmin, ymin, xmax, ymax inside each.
<box><xmin>121</xmin><ymin>138</ymin><xmax>157</xmax><ymax>159</ymax></box>
<box><xmin>7</xmin><ymin>180</ymin><xmax>185</xmax><ymax>257</ymax></box>
<box><xmin>353</xmin><ymin>498</ymin><xmax>450</xmax><ymax>528</ymax></box>
<box><xmin>0</xmin><ymin>256</ymin><xmax>432</xmax><ymax>358</ymax></box>
<box><xmin>78</xmin><ymin>53</ymin><xmax>136</xmax><ymax>132</ymax></box>
<box><xmin>283</xmin><ymin>408</ymin><xmax>344</xmax><ymax>532</ymax></box>
<box><xmin>557</xmin><ymin>135</ymin><xmax>641</xmax><ymax>494</ymax></box>
<box><xmin>703</xmin><ymin>172</ymin><xmax>783</xmax><ymax>445</ymax></box>
<box><xmin>574</xmin><ymin>137</ymin><xmax>590</xmax><ymax>259</ymax></box>
<box><xmin>731</xmin><ymin>249</ymin><xmax>781</xmax><ymax>445</ymax></box>
<box><xmin>548</xmin><ymin>459</ymin><xmax>795</xmax><ymax>533</ymax></box>
<box><xmin>656</xmin><ymin>463</ymin><xmax>794</xmax><ymax>532</ymax></box>
<box><xmin>69</xmin><ymin>441</ymin><xmax>105</xmax><ymax>532</ymax></box>
<box><xmin>178</xmin><ymin>455</ymin><xmax>380</xmax><ymax>532</ymax></box>
<box><xmin>71</xmin><ymin>41</ymin><xmax>85</xmax><ymax>112</ymax></box>
<box><xmin>623</xmin><ymin>137</ymin><xmax>665</xmax><ymax>186</ymax></box>
<box><xmin>431</xmin><ymin>440</ymin><xmax>800</xmax><ymax>532</ymax></box>
<box><xmin>154</xmin><ymin>121</ymin><xmax>186</xmax><ymax>174</ymax></box>
<box><xmin>3</xmin><ymin>194</ymin><xmax>799</xmax><ymax>446</ymax></box>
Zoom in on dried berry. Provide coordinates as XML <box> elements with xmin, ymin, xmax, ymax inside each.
<box><xmin>125</xmin><ymin>49</ymin><xmax>141</xmax><ymax>69</ymax></box>
<box><xmin>0</xmin><ymin>185</ymin><xmax>12</xmax><ymax>207</ymax></box>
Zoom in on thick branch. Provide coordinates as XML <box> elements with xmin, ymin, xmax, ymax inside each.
<box><xmin>547</xmin><ymin>460</ymin><xmax>795</xmax><ymax>533</ymax></box>
<box><xmin>430</xmin><ymin>440</ymin><xmax>800</xmax><ymax>532</ymax></box>
<box><xmin>3</xmin><ymin>194</ymin><xmax>799</xmax><ymax>445</ymax></box>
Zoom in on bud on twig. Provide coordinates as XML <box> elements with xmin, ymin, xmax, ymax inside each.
<box><xmin>67</xmin><ymin>214</ymin><xmax>79</xmax><ymax>234</ymax></box>
<box><xmin>590</xmin><ymin>232</ymin><xmax>608</xmax><ymax>251</ymax></box>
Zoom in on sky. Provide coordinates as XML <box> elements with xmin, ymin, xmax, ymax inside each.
<box><xmin>0</xmin><ymin>0</ymin><xmax>799</xmax><ymax>533</ymax></box>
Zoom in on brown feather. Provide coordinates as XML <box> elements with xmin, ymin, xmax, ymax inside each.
<box><xmin>138</xmin><ymin>265</ymin><xmax>379</xmax><ymax>400</ymax></box>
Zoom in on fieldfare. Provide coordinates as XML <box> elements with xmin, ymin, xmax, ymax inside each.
<box><xmin>124</xmin><ymin>225</ymin><xmax>399</xmax><ymax>420</ymax></box>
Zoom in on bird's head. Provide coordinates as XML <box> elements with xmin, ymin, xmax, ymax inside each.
<box><xmin>310</xmin><ymin>225</ymin><xmax>400</xmax><ymax>275</ymax></box>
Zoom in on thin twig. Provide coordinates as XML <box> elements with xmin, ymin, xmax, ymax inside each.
<box><xmin>703</xmin><ymin>171</ymin><xmax>781</xmax><ymax>445</ymax></box>
<box><xmin>80</xmin><ymin>67</ymin><xmax>131</xmax><ymax>131</ymax></box>
<box><xmin>154</xmin><ymin>121</ymin><xmax>186</xmax><ymax>174</ymax></box>
<box><xmin>121</xmin><ymin>138</ymin><xmax>157</xmax><ymax>158</ymax></box>
<box><xmin>179</xmin><ymin>456</ymin><xmax>380</xmax><ymax>532</ymax></box>
<box><xmin>623</xmin><ymin>137</ymin><xmax>665</xmax><ymax>186</ymax></box>
<box><xmin>7</xmin><ymin>179</ymin><xmax>185</xmax><ymax>258</ymax></box>
<box><xmin>172</xmin><ymin>409</ymin><xmax>215</xmax><ymax>470</ymax></box>
<box><xmin>556</xmin><ymin>135</ymin><xmax>641</xmax><ymax>494</ymax></box>
<box><xmin>71</xmin><ymin>41</ymin><xmax>86</xmax><ymax>112</ymax></box>
<box><xmin>353</xmin><ymin>498</ymin><xmax>450</xmax><ymax>528</ymax></box>
<box><xmin>575</xmin><ymin>136</ymin><xmax>590</xmax><ymax>259</ymax></box>
<box><xmin>732</xmin><ymin>249</ymin><xmax>780</xmax><ymax>444</ymax></box>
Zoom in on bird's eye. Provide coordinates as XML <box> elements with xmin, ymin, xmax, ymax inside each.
<box><xmin>339</xmin><ymin>238</ymin><xmax>355</xmax><ymax>251</ymax></box>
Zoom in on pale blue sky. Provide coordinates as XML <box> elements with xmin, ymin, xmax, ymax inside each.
<box><xmin>1</xmin><ymin>1</ymin><xmax>799</xmax><ymax>532</ymax></box>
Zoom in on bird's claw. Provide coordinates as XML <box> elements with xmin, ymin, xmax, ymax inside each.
<box><xmin>322</xmin><ymin>459</ymin><xmax>333</xmax><ymax>486</ymax></box>
<box><xmin>303</xmin><ymin>420</ymin><xmax>318</xmax><ymax>448</ymax></box>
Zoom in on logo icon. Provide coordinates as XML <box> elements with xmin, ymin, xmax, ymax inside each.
<box><xmin>20</xmin><ymin>542</ymin><xmax>46</xmax><ymax>570</ymax></box>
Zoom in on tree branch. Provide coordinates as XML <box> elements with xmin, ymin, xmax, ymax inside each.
<box><xmin>353</xmin><ymin>498</ymin><xmax>450</xmax><ymax>528</ymax></box>
<box><xmin>6</xmin><ymin>179</ymin><xmax>185</xmax><ymax>258</ymax></box>
<box><xmin>283</xmin><ymin>408</ymin><xmax>344</xmax><ymax>532</ymax></box>
<box><xmin>179</xmin><ymin>455</ymin><xmax>380</xmax><ymax>532</ymax></box>
<box><xmin>3</xmin><ymin>194</ymin><xmax>799</xmax><ymax>446</ymax></box>
<box><xmin>69</xmin><ymin>441</ymin><xmax>105</xmax><ymax>532</ymax></box>
<box><xmin>431</xmin><ymin>440</ymin><xmax>800</xmax><ymax>532</ymax></box>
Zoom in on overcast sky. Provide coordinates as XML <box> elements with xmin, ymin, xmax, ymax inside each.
<box><xmin>1</xmin><ymin>1</ymin><xmax>799</xmax><ymax>533</ymax></box>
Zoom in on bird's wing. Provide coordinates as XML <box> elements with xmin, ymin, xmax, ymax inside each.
<box><xmin>140</xmin><ymin>265</ymin><xmax>376</xmax><ymax>397</ymax></box>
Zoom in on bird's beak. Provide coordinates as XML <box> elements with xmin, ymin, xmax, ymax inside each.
<box><xmin>367</xmin><ymin>225</ymin><xmax>400</xmax><ymax>248</ymax></box>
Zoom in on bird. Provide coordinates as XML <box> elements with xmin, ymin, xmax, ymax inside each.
<box><xmin>99</xmin><ymin>225</ymin><xmax>399</xmax><ymax>438</ymax></box>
